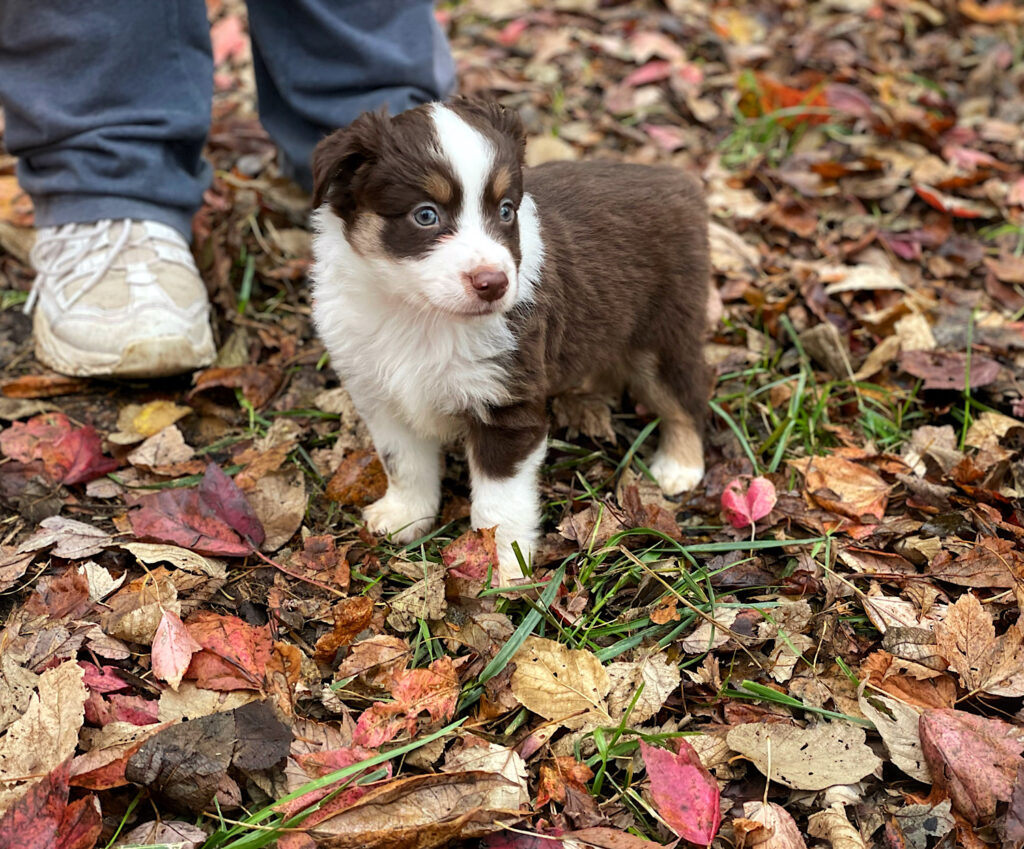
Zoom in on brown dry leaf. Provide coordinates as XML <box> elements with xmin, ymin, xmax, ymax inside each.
<box><xmin>511</xmin><ymin>636</ymin><xmax>612</xmax><ymax>730</ymax></box>
<box><xmin>324</xmin><ymin>450</ymin><xmax>387</xmax><ymax>507</ymax></box>
<box><xmin>314</xmin><ymin>597</ymin><xmax>375</xmax><ymax>666</ymax></box>
<box><xmin>857</xmin><ymin>687</ymin><xmax>929</xmax><ymax>782</ymax></box>
<box><xmin>386</xmin><ymin>566</ymin><xmax>447</xmax><ymax>631</ymax></box>
<box><xmin>100</xmin><ymin>569</ymin><xmax>180</xmax><ymax>645</ymax></box>
<box><xmin>860</xmin><ymin>651</ymin><xmax>956</xmax><ymax>709</ymax></box>
<box><xmin>0</xmin><ymin>374</ymin><xmax>88</xmax><ymax>399</ymax></box>
<box><xmin>336</xmin><ymin>636</ymin><xmax>411</xmax><ymax>690</ymax></box>
<box><xmin>926</xmin><ymin>537</ymin><xmax>1023</xmax><ymax>588</ymax></box>
<box><xmin>807</xmin><ymin>803</ymin><xmax>868</xmax><ymax>849</ymax></box>
<box><xmin>606</xmin><ymin>649</ymin><xmax>681</xmax><ymax>723</ymax></box>
<box><xmin>725</xmin><ymin>722</ymin><xmax>881</xmax><ymax>790</ymax></box>
<box><xmin>17</xmin><ymin>515</ymin><xmax>112</xmax><ymax>560</ymax></box>
<box><xmin>0</xmin><ymin>546</ymin><xmax>34</xmax><ymax>593</ymax></box>
<box><xmin>247</xmin><ymin>467</ymin><xmax>306</xmax><ymax>552</ymax></box>
<box><xmin>122</xmin><ymin>541</ymin><xmax>227</xmax><ymax>579</ymax></box>
<box><xmin>735</xmin><ymin>801</ymin><xmax>808</xmax><ymax>849</ymax></box>
<box><xmin>0</xmin><ymin>661</ymin><xmax>87</xmax><ymax>816</ymax></box>
<box><xmin>190</xmin><ymin>364</ymin><xmax>283</xmax><ymax>409</ymax></box>
<box><xmin>442</xmin><ymin>737</ymin><xmax>529</xmax><ymax>810</ymax></box>
<box><xmin>789</xmin><ymin>455</ymin><xmax>889</xmax><ymax>523</ymax></box>
<box><xmin>157</xmin><ymin>683</ymin><xmax>257</xmax><ymax>723</ymax></box>
<box><xmin>680</xmin><ymin>608</ymin><xmax>738</xmax><ymax>654</ymax></box>
<box><xmin>965</xmin><ymin>411</ymin><xmax>1023</xmax><ymax>450</ymax></box>
<box><xmin>126</xmin><ymin>424</ymin><xmax>195</xmax><ymax>469</ymax></box>
<box><xmin>551</xmin><ymin>390</ymin><xmax>616</xmax><ymax>443</ymax></box>
<box><xmin>557</xmin><ymin>500</ymin><xmax>628</xmax><ymax>549</ymax></box>
<box><xmin>935</xmin><ymin>592</ymin><xmax>1024</xmax><ymax>696</ymax></box>
<box><xmin>308</xmin><ymin>771</ymin><xmax>525</xmax><ymax>847</ymax></box>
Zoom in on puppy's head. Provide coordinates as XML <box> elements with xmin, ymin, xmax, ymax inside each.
<box><xmin>313</xmin><ymin>98</ymin><xmax>529</xmax><ymax>317</ymax></box>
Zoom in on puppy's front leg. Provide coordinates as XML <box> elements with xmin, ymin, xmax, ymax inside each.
<box><xmin>357</xmin><ymin>401</ymin><xmax>442</xmax><ymax>544</ymax></box>
<box><xmin>467</xmin><ymin>404</ymin><xmax>547</xmax><ymax>585</ymax></box>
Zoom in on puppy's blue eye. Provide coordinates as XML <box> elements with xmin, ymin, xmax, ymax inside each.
<box><xmin>499</xmin><ymin>202</ymin><xmax>515</xmax><ymax>223</ymax></box>
<box><xmin>413</xmin><ymin>205</ymin><xmax>439</xmax><ymax>227</ymax></box>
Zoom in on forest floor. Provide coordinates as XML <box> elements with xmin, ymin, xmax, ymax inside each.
<box><xmin>1</xmin><ymin>1</ymin><xmax>1024</xmax><ymax>847</ymax></box>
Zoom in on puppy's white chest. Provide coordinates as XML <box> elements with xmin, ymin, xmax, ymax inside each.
<box><xmin>317</xmin><ymin>290</ymin><xmax>515</xmax><ymax>437</ymax></box>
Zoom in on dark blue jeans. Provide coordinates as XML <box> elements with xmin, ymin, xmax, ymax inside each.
<box><xmin>0</xmin><ymin>0</ymin><xmax>455</xmax><ymax>237</ymax></box>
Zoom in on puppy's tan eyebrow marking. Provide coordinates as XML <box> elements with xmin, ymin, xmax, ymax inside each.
<box><xmin>490</xmin><ymin>166</ymin><xmax>512</xmax><ymax>202</ymax></box>
<box><xmin>423</xmin><ymin>171</ymin><xmax>454</xmax><ymax>204</ymax></box>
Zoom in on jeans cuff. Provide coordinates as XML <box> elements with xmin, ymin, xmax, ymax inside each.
<box><xmin>30</xmin><ymin>194</ymin><xmax>195</xmax><ymax>241</ymax></box>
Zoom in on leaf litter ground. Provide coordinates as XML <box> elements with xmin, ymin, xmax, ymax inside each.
<box><xmin>2</xmin><ymin>1</ymin><xmax>1024</xmax><ymax>847</ymax></box>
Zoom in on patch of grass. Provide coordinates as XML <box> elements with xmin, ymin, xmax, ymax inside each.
<box><xmin>0</xmin><ymin>289</ymin><xmax>28</xmax><ymax>311</ymax></box>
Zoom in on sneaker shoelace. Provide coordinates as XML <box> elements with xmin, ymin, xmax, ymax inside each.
<box><xmin>24</xmin><ymin>218</ymin><xmax>132</xmax><ymax>315</ymax></box>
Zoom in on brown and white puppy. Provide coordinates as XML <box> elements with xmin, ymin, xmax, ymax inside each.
<box><xmin>311</xmin><ymin>98</ymin><xmax>709</xmax><ymax>583</ymax></box>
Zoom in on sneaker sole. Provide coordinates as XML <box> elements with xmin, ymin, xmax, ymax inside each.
<box><xmin>33</xmin><ymin>309</ymin><xmax>216</xmax><ymax>378</ymax></box>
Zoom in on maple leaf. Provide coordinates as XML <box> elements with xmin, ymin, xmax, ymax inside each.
<box><xmin>641</xmin><ymin>740</ymin><xmax>720</xmax><ymax>845</ymax></box>
<box><xmin>185</xmin><ymin>611</ymin><xmax>274</xmax><ymax>691</ymax></box>
<box><xmin>721</xmin><ymin>476</ymin><xmax>777</xmax><ymax>528</ymax></box>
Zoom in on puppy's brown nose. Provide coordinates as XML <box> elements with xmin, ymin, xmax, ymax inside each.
<box><xmin>468</xmin><ymin>269</ymin><xmax>508</xmax><ymax>302</ymax></box>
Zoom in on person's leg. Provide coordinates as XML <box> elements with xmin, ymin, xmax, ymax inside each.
<box><xmin>0</xmin><ymin>0</ymin><xmax>213</xmax><ymax>237</ymax></box>
<box><xmin>0</xmin><ymin>0</ymin><xmax>217</xmax><ymax>377</ymax></box>
<box><xmin>245</xmin><ymin>0</ymin><xmax>456</xmax><ymax>193</ymax></box>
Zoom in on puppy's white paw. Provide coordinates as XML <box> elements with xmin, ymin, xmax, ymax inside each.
<box><xmin>494</xmin><ymin>534</ymin><xmax>536</xmax><ymax>586</ymax></box>
<box><xmin>649</xmin><ymin>453</ymin><xmax>704</xmax><ymax>496</ymax></box>
<box><xmin>363</xmin><ymin>492</ymin><xmax>436</xmax><ymax>543</ymax></box>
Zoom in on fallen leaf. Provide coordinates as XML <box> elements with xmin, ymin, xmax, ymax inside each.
<box><xmin>899</xmin><ymin>350</ymin><xmax>1002</xmax><ymax>391</ymax></box>
<box><xmin>324</xmin><ymin>450</ymin><xmax>387</xmax><ymax>507</ymax></box>
<box><xmin>190</xmin><ymin>364</ymin><xmax>282</xmax><ymax>410</ymax></box>
<box><xmin>113</xmin><ymin>820</ymin><xmax>208</xmax><ymax>849</ymax></box>
<box><xmin>606</xmin><ymin>650</ymin><xmax>681</xmax><ymax>723</ymax></box>
<box><xmin>246</xmin><ymin>467</ymin><xmax>305</xmax><ymax>551</ymax></box>
<box><xmin>926</xmin><ymin>537</ymin><xmax>1024</xmax><ymax>588</ymax></box>
<box><xmin>70</xmin><ymin>721</ymin><xmax>165</xmax><ymax>791</ymax></box>
<box><xmin>641</xmin><ymin>740</ymin><xmax>721</xmax><ymax>845</ymax></box>
<box><xmin>511</xmin><ymin>636</ymin><xmax>611</xmax><ymax>730</ymax></box>
<box><xmin>935</xmin><ymin>592</ymin><xmax>1024</xmax><ymax>696</ymax></box>
<box><xmin>0</xmin><ymin>546</ymin><xmax>35</xmax><ymax>592</ymax></box>
<box><xmin>122</xmin><ymin>541</ymin><xmax>227</xmax><ymax>578</ymax></box>
<box><xmin>185</xmin><ymin>611</ymin><xmax>274</xmax><ymax>691</ymax></box>
<box><xmin>335</xmin><ymin>636</ymin><xmax>411</xmax><ymax>689</ymax></box>
<box><xmin>306</xmin><ymin>771</ymin><xmax>524</xmax><ymax>846</ymax></box>
<box><xmin>152</xmin><ymin>610</ymin><xmax>202</xmax><ymax>691</ymax></box>
<box><xmin>858</xmin><ymin>687</ymin><xmax>929</xmax><ymax>782</ymax></box>
<box><xmin>0</xmin><ymin>662</ymin><xmax>87</xmax><ymax>816</ymax></box>
<box><xmin>17</xmin><ymin>516</ymin><xmax>111</xmax><ymax>560</ymax></box>
<box><xmin>807</xmin><ymin>803</ymin><xmax>867</xmax><ymax>849</ymax></box>
<box><xmin>126</xmin><ymin>425</ymin><xmax>194</xmax><ymax>469</ymax></box>
<box><xmin>109</xmin><ymin>400</ymin><xmax>192</xmax><ymax>445</ymax></box>
<box><xmin>313</xmin><ymin>596</ymin><xmax>375</xmax><ymax>666</ymax></box>
<box><xmin>789</xmin><ymin>455</ymin><xmax>889</xmax><ymax>523</ymax></box>
<box><xmin>722</xmin><ymin>476</ymin><xmax>777</xmax><ymax>528</ymax></box>
<box><xmin>0</xmin><ymin>374</ymin><xmax>88</xmax><ymax>399</ymax></box>
<box><xmin>726</xmin><ymin>721</ymin><xmax>882</xmax><ymax>790</ymax></box>
<box><xmin>100</xmin><ymin>570</ymin><xmax>179</xmax><ymax>644</ymax></box>
<box><xmin>735</xmin><ymin>801</ymin><xmax>807</xmax><ymax>849</ymax></box>
<box><xmin>919</xmin><ymin>708</ymin><xmax>1024</xmax><ymax>823</ymax></box>
<box><xmin>441</xmin><ymin>527</ymin><xmax>499</xmax><ymax>581</ymax></box>
<box><xmin>128</xmin><ymin>462</ymin><xmax>264</xmax><ymax>556</ymax></box>
<box><xmin>386</xmin><ymin>566</ymin><xmax>447</xmax><ymax>631</ymax></box>
<box><xmin>0</xmin><ymin>760</ymin><xmax>101</xmax><ymax>849</ymax></box>
<box><xmin>536</xmin><ymin>757</ymin><xmax>593</xmax><ymax>807</ymax></box>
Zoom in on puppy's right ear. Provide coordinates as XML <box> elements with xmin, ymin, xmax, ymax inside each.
<box><xmin>312</xmin><ymin>110</ymin><xmax>388</xmax><ymax>212</ymax></box>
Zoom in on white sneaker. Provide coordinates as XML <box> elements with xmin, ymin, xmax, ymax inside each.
<box><xmin>25</xmin><ymin>219</ymin><xmax>217</xmax><ymax>378</ymax></box>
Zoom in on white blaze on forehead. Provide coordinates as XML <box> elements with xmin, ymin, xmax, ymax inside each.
<box><xmin>429</xmin><ymin>104</ymin><xmax>494</xmax><ymax>228</ymax></box>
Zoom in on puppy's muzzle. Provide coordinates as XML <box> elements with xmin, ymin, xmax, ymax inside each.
<box><xmin>465</xmin><ymin>268</ymin><xmax>509</xmax><ymax>303</ymax></box>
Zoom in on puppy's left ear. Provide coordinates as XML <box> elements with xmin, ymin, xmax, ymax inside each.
<box><xmin>451</xmin><ymin>97</ymin><xmax>526</xmax><ymax>164</ymax></box>
<box><xmin>312</xmin><ymin>109</ymin><xmax>388</xmax><ymax>212</ymax></box>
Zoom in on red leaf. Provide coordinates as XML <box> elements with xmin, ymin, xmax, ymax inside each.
<box><xmin>199</xmin><ymin>462</ymin><xmax>265</xmax><ymax>547</ymax></box>
<box><xmin>623</xmin><ymin>59</ymin><xmax>673</xmax><ymax>87</ymax></box>
<box><xmin>184</xmin><ymin>611</ymin><xmax>273</xmax><ymax>691</ymax></box>
<box><xmin>641</xmin><ymin>740</ymin><xmax>721</xmax><ymax>845</ymax></box>
<box><xmin>128</xmin><ymin>463</ymin><xmax>264</xmax><ymax>556</ymax></box>
<box><xmin>0</xmin><ymin>413</ymin><xmax>117</xmax><ymax>485</ymax></box>
<box><xmin>151</xmin><ymin>609</ymin><xmax>201</xmax><ymax>691</ymax></box>
<box><xmin>920</xmin><ymin>708</ymin><xmax>1024</xmax><ymax>823</ymax></box>
<box><xmin>721</xmin><ymin>476</ymin><xmax>777</xmax><ymax>528</ymax></box>
<box><xmin>352</xmin><ymin>703</ymin><xmax>408</xmax><ymax>748</ymax></box>
<box><xmin>441</xmin><ymin>527</ymin><xmax>498</xmax><ymax>580</ymax></box>
<box><xmin>0</xmin><ymin>760</ymin><xmax>101</xmax><ymax>849</ymax></box>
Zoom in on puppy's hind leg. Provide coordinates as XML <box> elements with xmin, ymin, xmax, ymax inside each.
<box><xmin>631</xmin><ymin>353</ymin><xmax>707</xmax><ymax>496</ymax></box>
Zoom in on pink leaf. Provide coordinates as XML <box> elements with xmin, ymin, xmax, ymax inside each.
<box><xmin>641</xmin><ymin>740</ymin><xmax>721</xmax><ymax>846</ymax></box>
<box><xmin>721</xmin><ymin>476</ymin><xmax>777</xmax><ymax>528</ymax></box>
<box><xmin>151</xmin><ymin>610</ymin><xmax>201</xmax><ymax>691</ymax></box>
